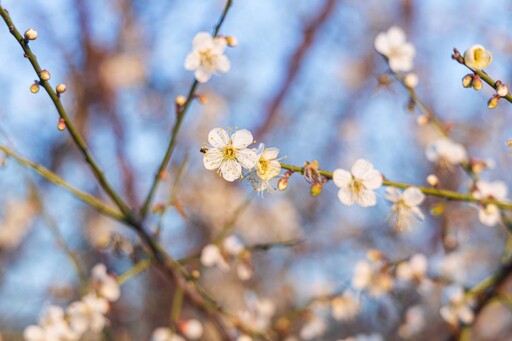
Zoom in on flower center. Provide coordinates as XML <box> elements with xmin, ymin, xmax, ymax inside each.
<box><xmin>223</xmin><ymin>144</ymin><xmax>236</xmax><ymax>160</ymax></box>
<box><xmin>258</xmin><ymin>159</ymin><xmax>269</xmax><ymax>174</ymax></box>
<box><xmin>350</xmin><ymin>179</ymin><xmax>364</xmax><ymax>194</ymax></box>
<box><xmin>199</xmin><ymin>50</ymin><xmax>216</xmax><ymax>69</ymax></box>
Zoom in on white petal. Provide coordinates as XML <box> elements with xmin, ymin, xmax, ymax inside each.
<box><xmin>200</xmin><ymin>244</ymin><xmax>222</xmax><ymax>267</ymax></box>
<box><xmin>231</xmin><ymin>129</ymin><xmax>254</xmax><ymax>149</ymax></box>
<box><xmin>385</xmin><ymin>187</ymin><xmax>402</xmax><ymax>203</ymax></box>
<box><xmin>203</xmin><ymin>148</ymin><xmax>224</xmax><ymax>170</ymax></box>
<box><xmin>152</xmin><ymin>328</ymin><xmax>173</xmax><ymax>341</ymax></box>
<box><xmin>192</xmin><ymin>32</ymin><xmax>213</xmax><ymax>50</ymax></box>
<box><xmin>333</xmin><ymin>169</ymin><xmax>352</xmax><ymax>188</ymax></box>
<box><xmin>386</xmin><ymin>26</ymin><xmax>406</xmax><ymax>47</ymax></box>
<box><xmin>337</xmin><ymin>188</ymin><xmax>355</xmax><ymax>206</ymax></box>
<box><xmin>478</xmin><ymin>205</ymin><xmax>500</xmax><ymax>226</ymax></box>
<box><xmin>207</xmin><ymin>128</ymin><xmax>229</xmax><ymax>148</ymax></box>
<box><xmin>24</xmin><ymin>326</ymin><xmax>46</xmax><ymax>341</ymax></box>
<box><xmin>361</xmin><ymin>169</ymin><xmax>383</xmax><ymax>189</ymax></box>
<box><xmin>184</xmin><ymin>52</ymin><xmax>200</xmax><ymax>70</ymax></box>
<box><xmin>236</xmin><ymin>148</ymin><xmax>258</xmax><ymax>169</ymax></box>
<box><xmin>403</xmin><ymin>187</ymin><xmax>425</xmax><ymax>206</ymax></box>
<box><xmin>215</xmin><ymin>55</ymin><xmax>231</xmax><ymax>72</ymax></box>
<box><xmin>351</xmin><ymin>159</ymin><xmax>374</xmax><ymax>178</ymax></box>
<box><xmin>211</xmin><ymin>37</ymin><xmax>227</xmax><ymax>54</ymax></box>
<box><xmin>410</xmin><ymin>206</ymin><xmax>425</xmax><ymax>221</ymax></box>
<box><xmin>194</xmin><ymin>68</ymin><xmax>212</xmax><ymax>83</ymax></box>
<box><xmin>262</xmin><ymin>147</ymin><xmax>279</xmax><ymax>160</ymax></box>
<box><xmin>374</xmin><ymin>33</ymin><xmax>389</xmax><ymax>55</ymax></box>
<box><xmin>220</xmin><ymin>159</ymin><xmax>242</xmax><ymax>181</ymax></box>
<box><xmin>356</xmin><ymin>188</ymin><xmax>377</xmax><ymax>207</ymax></box>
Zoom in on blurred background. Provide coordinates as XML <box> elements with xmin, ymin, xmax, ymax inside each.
<box><xmin>1</xmin><ymin>0</ymin><xmax>512</xmax><ymax>340</ymax></box>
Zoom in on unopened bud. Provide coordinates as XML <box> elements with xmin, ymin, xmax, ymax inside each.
<box><xmin>496</xmin><ymin>81</ymin><xmax>508</xmax><ymax>97</ymax></box>
<box><xmin>175</xmin><ymin>95</ymin><xmax>187</xmax><ymax>106</ymax></box>
<box><xmin>179</xmin><ymin>319</ymin><xmax>204</xmax><ymax>340</ymax></box>
<box><xmin>507</xmin><ymin>139</ymin><xmax>512</xmax><ymax>148</ymax></box>
<box><xmin>195</xmin><ymin>94</ymin><xmax>208</xmax><ymax>104</ymax></box>
<box><xmin>57</xmin><ymin>118</ymin><xmax>66</xmax><ymax>131</ymax></box>
<box><xmin>56</xmin><ymin>83</ymin><xmax>67</xmax><ymax>94</ymax></box>
<box><xmin>416</xmin><ymin>115</ymin><xmax>429</xmax><ymax>126</ymax></box>
<box><xmin>472</xmin><ymin>75</ymin><xmax>482</xmax><ymax>90</ymax></box>
<box><xmin>488</xmin><ymin>95</ymin><xmax>499</xmax><ymax>109</ymax></box>
<box><xmin>461</xmin><ymin>74</ymin><xmax>473</xmax><ymax>88</ymax></box>
<box><xmin>225</xmin><ymin>36</ymin><xmax>238</xmax><ymax>47</ymax></box>
<box><xmin>40</xmin><ymin>70</ymin><xmax>51</xmax><ymax>81</ymax></box>
<box><xmin>310</xmin><ymin>183</ymin><xmax>323</xmax><ymax>197</ymax></box>
<box><xmin>426</xmin><ymin>174</ymin><xmax>439</xmax><ymax>187</ymax></box>
<box><xmin>404</xmin><ymin>73</ymin><xmax>418</xmax><ymax>89</ymax></box>
<box><xmin>30</xmin><ymin>82</ymin><xmax>40</xmax><ymax>94</ymax></box>
<box><xmin>367</xmin><ymin>249</ymin><xmax>383</xmax><ymax>262</ymax></box>
<box><xmin>277</xmin><ymin>177</ymin><xmax>288</xmax><ymax>191</ymax></box>
<box><xmin>24</xmin><ymin>28</ymin><xmax>38</xmax><ymax>41</ymax></box>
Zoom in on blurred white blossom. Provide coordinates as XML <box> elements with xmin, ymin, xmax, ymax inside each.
<box><xmin>91</xmin><ymin>264</ymin><xmax>120</xmax><ymax>302</ymax></box>
<box><xmin>151</xmin><ymin>328</ymin><xmax>185</xmax><ymax>341</ymax></box>
<box><xmin>398</xmin><ymin>305</ymin><xmax>426</xmax><ymax>339</ymax></box>
<box><xmin>426</xmin><ymin>138</ymin><xmax>467</xmax><ymax>167</ymax></box>
<box><xmin>473</xmin><ymin>180</ymin><xmax>508</xmax><ymax>226</ymax></box>
<box><xmin>299</xmin><ymin>316</ymin><xmax>327</xmax><ymax>340</ymax></box>
<box><xmin>440</xmin><ymin>285</ymin><xmax>475</xmax><ymax>326</ymax></box>
<box><xmin>352</xmin><ymin>258</ymin><xmax>393</xmax><ymax>297</ymax></box>
<box><xmin>396</xmin><ymin>254</ymin><xmax>428</xmax><ymax>282</ymax></box>
<box><xmin>374</xmin><ymin>26</ymin><xmax>415</xmax><ymax>72</ymax></box>
<box><xmin>185</xmin><ymin>32</ymin><xmax>230</xmax><ymax>83</ymax></box>
<box><xmin>331</xmin><ymin>291</ymin><xmax>360</xmax><ymax>321</ymax></box>
<box><xmin>385</xmin><ymin>187</ymin><xmax>425</xmax><ymax>230</ymax></box>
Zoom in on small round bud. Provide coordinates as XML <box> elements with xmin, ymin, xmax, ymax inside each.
<box><xmin>426</xmin><ymin>174</ymin><xmax>439</xmax><ymax>187</ymax></box>
<box><xmin>404</xmin><ymin>73</ymin><xmax>418</xmax><ymax>89</ymax></box>
<box><xmin>225</xmin><ymin>36</ymin><xmax>238</xmax><ymax>47</ymax></box>
<box><xmin>488</xmin><ymin>95</ymin><xmax>499</xmax><ymax>109</ymax></box>
<box><xmin>195</xmin><ymin>94</ymin><xmax>208</xmax><ymax>104</ymax></box>
<box><xmin>179</xmin><ymin>319</ymin><xmax>203</xmax><ymax>340</ymax></box>
<box><xmin>496</xmin><ymin>82</ymin><xmax>508</xmax><ymax>97</ymax></box>
<box><xmin>40</xmin><ymin>70</ymin><xmax>51</xmax><ymax>81</ymax></box>
<box><xmin>507</xmin><ymin>139</ymin><xmax>512</xmax><ymax>148</ymax></box>
<box><xmin>30</xmin><ymin>82</ymin><xmax>40</xmax><ymax>94</ymax></box>
<box><xmin>461</xmin><ymin>74</ymin><xmax>473</xmax><ymax>88</ymax></box>
<box><xmin>416</xmin><ymin>115</ymin><xmax>429</xmax><ymax>126</ymax></box>
<box><xmin>24</xmin><ymin>28</ymin><xmax>38</xmax><ymax>41</ymax></box>
<box><xmin>175</xmin><ymin>95</ymin><xmax>187</xmax><ymax>106</ymax></box>
<box><xmin>472</xmin><ymin>75</ymin><xmax>483</xmax><ymax>91</ymax></box>
<box><xmin>367</xmin><ymin>249</ymin><xmax>383</xmax><ymax>261</ymax></box>
<box><xmin>57</xmin><ymin>118</ymin><xmax>66</xmax><ymax>131</ymax></box>
<box><xmin>277</xmin><ymin>177</ymin><xmax>288</xmax><ymax>191</ymax></box>
<box><xmin>56</xmin><ymin>83</ymin><xmax>67</xmax><ymax>94</ymax></box>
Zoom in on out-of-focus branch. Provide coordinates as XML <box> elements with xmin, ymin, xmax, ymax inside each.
<box><xmin>255</xmin><ymin>0</ymin><xmax>338</xmax><ymax>139</ymax></box>
<box><xmin>0</xmin><ymin>146</ymin><xmax>126</xmax><ymax>223</ymax></box>
<box><xmin>0</xmin><ymin>6</ymin><xmax>132</xmax><ymax>218</ymax></box>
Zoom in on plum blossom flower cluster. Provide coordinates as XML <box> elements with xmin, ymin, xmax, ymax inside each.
<box><xmin>200</xmin><ymin>234</ymin><xmax>253</xmax><ymax>280</ymax></box>
<box><xmin>24</xmin><ymin>264</ymin><xmax>120</xmax><ymax>341</ymax></box>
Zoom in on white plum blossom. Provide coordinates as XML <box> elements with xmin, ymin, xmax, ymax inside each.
<box><xmin>331</xmin><ymin>291</ymin><xmax>360</xmax><ymax>321</ymax></box>
<box><xmin>200</xmin><ymin>244</ymin><xmax>229</xmax><ymax>271</ymax></box>
<box><xmin>385</xmin><ymin>187</ymin><xmax>425</xmax><ymax>230</ymax></box>
<box><xmin>185</xmin><ymin>32</ymin><xmax>230</xmax><ymax>83</ymax></box>
<box><xmin>426</xmin><ymin>138</ymin><xmax>468</xmax><ymax>167</ymax></box>
<box><xmin>398</xmin><ymin>305</ymin><xmax>426</xmax><ymax>339</ymax></box>
<box><xmin>374</xmin><ymin>26</ymin><xmax>415</xmax><ymax>72</ymax></box>
<box><xmin>67</xmin><ymin>294</ymin><xmax>109</xmax><ymax>335</ymax></box>
<box><xmin>151</xmin><ymin>328</ymin><xmax>186</xmax><ymax>341</ymax></box>
<box><xmin>238</xmin><ymin>293</ymin><xmax>276</xmax><ymax>332</ymax></box>
<box><xmin>352</xmin><ymin>259</ymin><xmax>393</xmax><ymax>297</ymax></box>
<box><xmin>250</xmin><ymin>144</ymin><xmax>282</xmax><ymax>193</ymax></box>
<box><xmin>222</xmin><ymin>235</ymin><xmax>245</xmax><ymax>256</ymax></box>
<box><xmin>299</xmin><ymin>316</ymin><xmax>327</xmax><ymax>340</ymax></box>
<box><xmin>24</xmin><ymin>306</ymin><xmax>78</xmax><ymax>341</ymax></box>
<box><xmin>333</xmin><ymin>159</ymin><xmax>383</xmax><ymax>207</ymax></box>
<box><xmin>91</xmin><ymin>263</ymin><xmax>120</xmax><ymax>302</ymax></box>
<box><xmin>396</xmin><ymin>254</ymin><xmax>428</xmax><ymax>282</ymax></box>
<box><xmin>440</xmin><ymin>285</ymin><xmax>475</xmax><ymax>327</ymax></box>
<box><xmin>203</xmin><ymin>128</ymin><xmax>258</xmax><ymax>182</ymax></box>
<box><xmin>463</xmin><ymin>44</ymin><xmax>492</xmax><ymax>70</ymax></box>
<box><xmin>473</xmin><ymin>180</ymin><xmax>508</xmax><ymax>226</ymax></box>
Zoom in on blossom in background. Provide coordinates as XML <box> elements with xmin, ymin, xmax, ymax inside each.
<box><xmin>426</xmin><ymin>138</ymin><xmax>468</xmax><ymax>167</ymax></box>
<box><xmin>385</xmin><ymin>187</ymin><xmax>425</xmax><ymax>230</ymax></box>
<box><xmin>440</xmin><ymin>285</ymin><xmax>475</xmax><ymax>326</ymax></box>
<box><xmin>185</xmin><ymin>32</ymin><xmax>230</xmax><ymax>83</ymax></box>
<box><xmin>398</xmin><ymin>306</ymin><xmax>426</xmax><ymax>339</ymax></box>
<box><xmin>339</xmin><ymin>334</ymin><xmax>384</xmax><ymax>341</ymax></box>
<box><xmin>24</xmin><ymin>306</ymin><xmax>78</xmax><ymax>341</ymax></box>
<box><xmin>200</xmin><ymin>235</ymin><xmax>252</xmax><ymax>280</ymax></box>
<box><xmin>333</xmin><ymin>159</ymin><xmax>383</xmax><ymax>207</ymax></box>
<box><xmin>67</xmin><ymin>294</ymin><xmax>109</xmax><ymax>335</ymax></box>
<box><xmin>91</xmin><ymin>264</ymin><xmax>120</xmax><ymax>302</ymax></box>
<box><xmin>396</xmin><ymin>254</ymin><xmax>428</xmax><ymax>282</ymax></box>
<box><xmin>374</xmin><ymin>26</ymin><xmax>415</xmax><ymax>72</ymax></box>
<box><xmin>473</xmin><ymin>180</ymin><xmax>508</xmax><ymax>226</ymax></box>
<box><xmin>250</xmin><ymin>144</ymin><xmax>282</xmax><ymax>193</ymax></box>
<box><xmin>299</xmin><ymin>316</ymin><xmax>327</xmax><ymax>340</ymax></box>
<box><xmin>463</xmin><ymin>44</ymin><xmax>492</xmax><ymax>70</ymax></box>
<box><xmin>179</xmin><ymin>319</ymin><xmax>203</xmax><ymax>340</ymax></box>
<box><xmin>151</xmin><ymin>328</ymin><xmax>185</xmax><ymax>341</ymax></box>
<box><xmin>200</xmin><ymin>244</ymin><xmax>230</xmax><ymax>270</ymax></box>
<box><xmin>331</xmin><ymin>291</ymin><xmax>360</xmax><ymax>321</ymax></box>
<box><xmin>238</xmin><ymin>293</ymin><xmax>276</xmax><ymax>332</ymax></box>
<box><xmin>203</xmin><ymin>128</ymin><xmax>258</xmax><ymax>182</ymax></box>
<box><xmin>0</xmin><ymin>199</ymin><xmax>37</xmax><ymax>250</ymax></box>
<box><xmin>352</xmin><ymin>258</ymin><xmax>393</xmax><ymax>297</ymax></box>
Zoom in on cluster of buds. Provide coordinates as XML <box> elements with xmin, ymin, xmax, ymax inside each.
<box><xmin>488</xmin><ymin>80</ymin><xmax>509</xmax><ymax>109</ymax></box>
<box><xmin>461</xmin><ymin>73</ymin><xmax>482</xmax><ymax>91</ymax></box>
<box><xmin>277</xmin><ymin>170</ymin><xmax>292</xmax><ymax>191</ymax></box>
